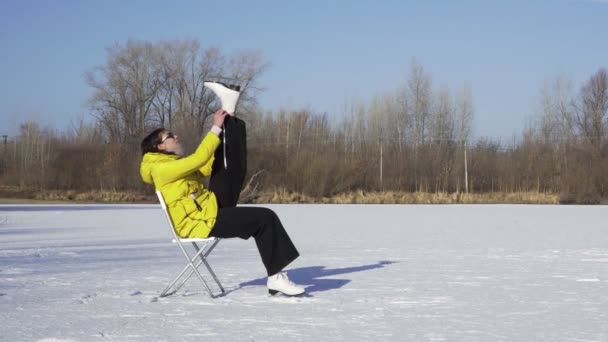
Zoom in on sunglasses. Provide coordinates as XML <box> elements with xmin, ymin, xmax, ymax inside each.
<box><xmin>159</xmin><ymin>132</ymin><xmax>176</xmax><ymax>144</ymax></box>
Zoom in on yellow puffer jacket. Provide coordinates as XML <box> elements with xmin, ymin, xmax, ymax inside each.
<box><xmin>140</xmin><ymin>132</ymin><xmax>221</xmax><ymax>238</ymax></box>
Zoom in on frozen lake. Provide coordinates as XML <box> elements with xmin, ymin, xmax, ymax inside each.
<box><xmin>1</xmin><ymin>204</ymin><xmax>607</xmax><ymax>341</ymax></box>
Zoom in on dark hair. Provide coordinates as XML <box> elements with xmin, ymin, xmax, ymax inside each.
<box><xmin>141</xmin><ymin>128</ymin><xmax>166</xmax><ymax>156</ymax></box>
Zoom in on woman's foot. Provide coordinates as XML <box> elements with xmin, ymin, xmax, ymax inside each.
<box><xmin>267</xmin><ymin>272</ymin><xmax>305</xmax><ymax>296</ymax></box>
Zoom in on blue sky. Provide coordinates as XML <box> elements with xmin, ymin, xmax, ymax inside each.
<box><xmin>1</xmin><ymin>0</ymin><xmax>607</xmax><ymax>140</ymax></box>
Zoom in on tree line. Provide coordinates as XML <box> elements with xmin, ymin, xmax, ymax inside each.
<box><xmin>1</xmin><ymin>39</ymin><xmax>606</xmax><ymax>203</ymax></box>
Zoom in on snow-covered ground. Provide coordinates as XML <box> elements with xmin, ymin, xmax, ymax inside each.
<box><xmin>1</xmin><ymin>204</ymin><xmax>607</xmax><ymax>341</ymax></box>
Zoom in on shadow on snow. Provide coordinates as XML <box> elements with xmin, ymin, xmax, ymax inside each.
<box><xmin>237</xmin><ymin>260</ymin><xmax>397</xmax><ymax>295</ymax></box>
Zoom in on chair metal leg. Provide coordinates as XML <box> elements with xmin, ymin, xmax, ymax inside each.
<box><xmin>192</xmin><ymin>241</ymin><xmax>225</xmax><ymax>293</ymax></box>
<box><xmin>160</xmin><ymin>264</ymin><xmax>189</xmax><ymax>297</ymax></box>
<box><xmin>159</xmin><ymin>245</ymin><xmax>209</xmax><ymax>297</ymax></box>
<box><xmin>159</xmin><ymin>239</ymin><xmax>224</xmax><ymax>298</ymax></box>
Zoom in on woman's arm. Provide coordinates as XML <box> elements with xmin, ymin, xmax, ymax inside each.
<box><xmin>199</xmin><ymin>155</ymin><xmax>215</xmax><ymax>177</ymax></box>
<box><xmin>151</xmin><ymin>110</ymin><xmax>227</xmax><ymax>186</ymax></box>
<box><xmin>152</xmin><ymin>132</ymin><xmax>220</xmax><ymax>186</ymax></box>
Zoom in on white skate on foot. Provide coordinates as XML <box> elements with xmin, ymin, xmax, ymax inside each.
<box><xmin>267</xmin><ymin>272</ymin><xmax>305</xmax><ymax>296</ymax></box>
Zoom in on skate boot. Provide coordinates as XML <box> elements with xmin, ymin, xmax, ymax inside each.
<box><xmin>204</xmin><ymin>81</ymin><xmax>241</xmax><ymax>115</ymax></box>
<box><xmin>267</xmin><ymin>272</ymin><xmax>305</xmax><ymax>296</ymax></box>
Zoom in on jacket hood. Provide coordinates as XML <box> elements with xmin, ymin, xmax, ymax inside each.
<box><xmin>140</xmin><ymin>152</ymin><xmax>178</xmax><ymax>184</ymax></box>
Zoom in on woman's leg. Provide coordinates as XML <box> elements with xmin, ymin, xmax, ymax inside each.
<box><xmin>209</xmin><ymin>206</ymin><xmax>299</xmax><ymax>277</ymax></box>
<box><xmin>209</xmin><ymin>115</ymin><xmax>247</xmax><ymax>208</ymax></box>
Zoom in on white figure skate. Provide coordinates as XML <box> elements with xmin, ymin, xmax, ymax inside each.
<box><xmin>204</xmin><ymin>81</ymin><xmax>241</xmax><ymax>115</ymax></box>
<box><xmin>267</xmin><ymin>272</ymin><xmax>305</xmax><ymax>296</ymax></box>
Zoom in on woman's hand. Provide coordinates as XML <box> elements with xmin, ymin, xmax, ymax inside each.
<box><xmin>213</xmin><ymin>109</ymin><xmax>228</xmax><ymax>127</ymax></box>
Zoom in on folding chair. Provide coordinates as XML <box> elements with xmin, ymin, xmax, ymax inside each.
<box><xmin>156</xmin><ymin>191</ymin><xmax>225</xmax><ymax>298</ymax></box>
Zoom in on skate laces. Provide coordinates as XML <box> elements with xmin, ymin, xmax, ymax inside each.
<box><xmin>279</xmin><ymin>272</ymin><xmax>296</xmax><ymax>285</ymax></box>
<box><xmin>223</xmin><ymin>124</ymin><xmax>227</xmax><ymax>169</ymax></box>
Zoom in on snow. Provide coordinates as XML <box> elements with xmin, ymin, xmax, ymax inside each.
<box><xmin>1</xmin><ymin>204</ymin><xmax>607</xmax><ymax>341</ymax></box>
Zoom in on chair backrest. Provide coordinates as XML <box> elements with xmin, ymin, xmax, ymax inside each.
<box><xmin>156</xmin><ymin>190</ymin><xmax>181</xmax><ymax>241</ymax></box>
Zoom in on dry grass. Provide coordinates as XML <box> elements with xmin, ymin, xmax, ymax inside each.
<box><xmin>254</xmin><ymin>189</ymin><xmax>560</xmax><ymax>204</ymax></box>
<box><xmin>0</xmin><ymin>186</ymin><xmax>155</xmax><ymax>204</ymax></box>
<box><xmin>0</xmin><ymin>185</ymin><xmax>562</xmax><ymax>204</ymax></box>
<box><xmin>33</xmin><ymin>190</ymin><xmax>154</xmax><ymax>203</ymax></box>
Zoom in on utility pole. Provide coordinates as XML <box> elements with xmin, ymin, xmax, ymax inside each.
<box><xmin>464</xmin><ymin>141</ymin><xmax>469</xmax><ymax>193</ymax></box>
<box><xmin>0</xmin><ymin>135</ymin><xmax>7</xmax><ymax>174</ymax></box>
<box><xmin>379</xmin><ymin>136</ymin><xmax>383</xmax><ymax>190</ymax></box>
<box><xmin>285</xmin><ymin>114</ymin><xmax>290</xmax><ymax>173</ymax></box>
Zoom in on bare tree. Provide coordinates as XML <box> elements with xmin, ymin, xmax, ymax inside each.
<box><xmin>392</xmin><ymin>84</ymin><xmax>411</xmax><ymax>188</ymax></box>
<box><xmin>226</xmin><ymin>50</ymin><xmax>269</xmax><ymax>116</ymax></box>
<box><xmin>86</xmin><ymin>39</ymin><xmax>268</xmax><ymax>144</ymax></box>
<box><xmin>430</xmin><ymin>86</ymin><xmax>456</xmax><ymax>192</ymax></box>
<box><xmin>575</xmin><ymin>68</ymin><xmax>608</xmax><ymax>150</ymax></box>
<box><xmin>407</xmin><ymin>59</ymin><xmax>432</xmax><ymax>146</ymax></box>
<box><xmin>552</xmin><ymin>76</ymin><xmax>577</xmax><ymax>141</ymax></box>
<box><xmin>86</xmin><ymin>40</ymin><xmax>164</xmax><ymax>143</ymax></box>
<box><xmin>15</xmin><ymin>122</ymin><xmax>55</xmax><ymax>188</ymax></box>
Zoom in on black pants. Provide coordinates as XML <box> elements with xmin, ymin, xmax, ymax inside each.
<box><xmin>208</xmin><ymin>116</ymin><xmax>299</xmax><ymax>276</ymax></box>
<box><xmin>208</xmin><ymin>115</ymin><xmax>247</xmax><ymax>208</ymax></box>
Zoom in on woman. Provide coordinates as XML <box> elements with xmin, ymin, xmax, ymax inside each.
<box><xmin>140</xmin><ymin>109</ymin><xmax>304</xmax><ymax>296</ymax></box>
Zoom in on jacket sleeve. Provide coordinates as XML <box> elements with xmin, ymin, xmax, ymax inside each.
<box><xmin>152</xmin><ymin>132</ymin><xmax>220</xmax><ymax>186</ymax></box>
<box><xmin>198</xmin><ymin>155</ymin><xmax>215</xmax><ymax>177</ymax></box>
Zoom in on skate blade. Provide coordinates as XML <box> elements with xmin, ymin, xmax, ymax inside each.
<box><xmin>268</xmin><ymin>289</ymin><xmax>306</xmax><ymax>297</ymax></box>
